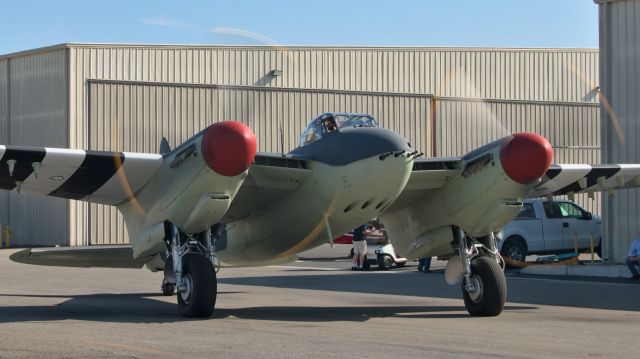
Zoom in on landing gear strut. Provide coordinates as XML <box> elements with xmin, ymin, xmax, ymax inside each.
<box><xmin>454</xmin><ymin>227</ymin><xmax>506</xmax><ymax>316</ymax></box>
<box><xmin>163</xmin><ymin>224</ymin><xmax>218</xmax><ymax>318</ymax></box>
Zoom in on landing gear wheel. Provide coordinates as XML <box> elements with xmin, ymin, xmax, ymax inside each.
<box><xmin>461</xmin><ymin>256</ymin><xmax>506</xmax><ymax>317</ymax></box>
<box><xmin>161</xmin><ymin>279</ymin><xmax>175</xmax><ymax>296</ymax></box>
<box><xmin>177</xmin><ymin>253</ymin><xmax>217</xmax><ymax>318</ymax></box>
<box><xmin>378</xmin><ymin>254</ymin><xmax>393</xmax><ymax>270</ymax></box>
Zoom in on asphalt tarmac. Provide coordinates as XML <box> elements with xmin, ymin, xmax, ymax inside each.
<box><xmin>0</xmin><ymin>245</ymin><xmax>638</xmax><ymax>358</ymax></box>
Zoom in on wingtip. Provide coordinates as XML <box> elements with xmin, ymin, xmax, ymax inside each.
<box><xmin>9</xmin><ymin>248</ymin><xmax>32</xmax><ymax>264</ymax></box>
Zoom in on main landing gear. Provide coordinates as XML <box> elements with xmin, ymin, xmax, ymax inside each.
<box><xmin>451</xmin><ymin>226</ymin><xmax>507</xmax><ymax>316</ymax></box>
<box><xmin>162</xmin><ymin>224</ymin><xmax>218</xmax><ymax>318</ymax></box>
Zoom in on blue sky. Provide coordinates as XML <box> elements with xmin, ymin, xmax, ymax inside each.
<box><xmin>1</xmin><ymin>0</ymin><xmax>599</xmax><ymax>55</ymax></box>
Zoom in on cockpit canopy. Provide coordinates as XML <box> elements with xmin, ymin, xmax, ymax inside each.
<box><xmin>299</xmin><ymin>113</ymin><xmax>378</xmax><ymax>147</ymax></box>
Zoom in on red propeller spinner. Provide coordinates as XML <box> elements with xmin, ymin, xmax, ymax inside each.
<box><xmin>201</xmin><ymin>121</ymin><xmax>257</xmax><ymax>177</ymax></box>
<box><xmin>499</xmin><ymin>132</ymin><xmax>553</xmax><ymax>184</ymax></box>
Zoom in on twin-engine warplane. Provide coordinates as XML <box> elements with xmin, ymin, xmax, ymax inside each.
<box><xmin>5</xmin><ymin>112</ymin><xmax>640</xmax><ymax>317</ymax></box>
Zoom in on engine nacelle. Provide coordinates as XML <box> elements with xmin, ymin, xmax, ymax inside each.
<box><xmin>120</xmin><ymin>121</ymin><xmax>257</xmax><ymax>257</ymax></box>
<box><xmin>382</xmin><ymin>132</ymin><xmax>553</xmax><ymax>257</ymax></box>
<box><xmin>436</xmin><ymin>132</ymin><xmax>552</xmax><ymax>235</ymax></box>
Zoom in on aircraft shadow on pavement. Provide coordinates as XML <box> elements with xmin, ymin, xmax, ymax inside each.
<box><xmin>212</xmin><ymin>305</ymin><xmax>533</xmax><ymax>321</ymax></box>
<box><xmin>0</xmin><ymin>292</ymin><xmax>532</xmax><ymax>323</ymax></box>
<box><xmin>219</xmin><ymin>271</ymin><xmax>640</xmax><ymax>312</ymax></box>
<box><xmin>0</xmin><ymin>292</ymin><xmax>241</xmax><ymax>324</ymax></box>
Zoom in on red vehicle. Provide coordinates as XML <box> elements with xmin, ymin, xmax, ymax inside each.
<box><xmin>333</xmin><ymin>229</ymin><xmax>386</xmax><ymax>245</ymax></box>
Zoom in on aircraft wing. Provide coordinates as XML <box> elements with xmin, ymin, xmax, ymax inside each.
<box><xmin>384</xmin><ymin>157</ymin><xmax>461</xmax><ymax>212</ymax></box>
<box><xmin>220</xmin><ymin>153</ymin><xmax>311</xmax><ymax>222</ymax></box>
<box><xmin>387</xmin><ymin>159</ymin><xmax>640</xmax><ymax>207</ymax></box>
<box><xmin>0</xmin><ymin>145</ymin><xmax>163</xmax><ymax>205</ymax></box>
<box><xmin>9</xmin><ymin>245</ymin><xmax>148</xmax><ymax>268</ymax></box>
<box><xmin>529</xmin><ymin>164</ymin><xmax>640</xmax><ymax>198</ymax></box>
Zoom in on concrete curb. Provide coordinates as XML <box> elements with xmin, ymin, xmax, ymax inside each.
<box><xmin>520</xmin><ymin>263</ymin><xmax>633</xmax><ymax>278</ymax></box>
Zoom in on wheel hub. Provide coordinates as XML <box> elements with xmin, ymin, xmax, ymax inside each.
<box><xmin>508</xmin><ymin>247</ymin><xmax>523</xmax><ymax>261</ymax></box>
<box><xmin>467</xmin><ymin>274</ymin><xmax>484</xmax><ymax>303</ymax></box>
<box><xmin>179</xmin><ymin>273</ymin><xmax>193</xmax><ymax>303</ymax></box>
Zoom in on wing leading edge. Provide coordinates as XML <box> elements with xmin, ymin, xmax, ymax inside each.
<box><xmin>387</xmin><ymin>159</ymin><xmax>640</xmax><ymax>205</ymax></box>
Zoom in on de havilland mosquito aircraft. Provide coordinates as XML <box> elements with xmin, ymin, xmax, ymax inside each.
<box><xmin>4</xmin><ymin>112</ymin><xmax>640</xmax><ymax>318</ymax></box>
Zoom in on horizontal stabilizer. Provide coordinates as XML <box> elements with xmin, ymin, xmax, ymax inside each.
<box><xmin>10</xmin><ymin>245</ymin><xmax>149</xmax><ymax>268</ymax></box>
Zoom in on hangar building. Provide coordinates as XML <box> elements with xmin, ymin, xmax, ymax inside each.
<box><xmin>596</xmin><ymin>0</ymin><xmax>640</xmax><ymax>263</ymax></box>
<box><xmin>0</xmin><ymin>44</ymin><xmax>601</xmax><ymax>252</ymax></box>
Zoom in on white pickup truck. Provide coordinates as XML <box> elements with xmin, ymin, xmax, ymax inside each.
<box><xmin>497</xmin><ymin>199</ymin><xmax>602</xmax><ymax>264</ymax></box>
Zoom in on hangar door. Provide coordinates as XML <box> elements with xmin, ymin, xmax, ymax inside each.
<box><xmin>84</xmin><ymin>80</ymin><xmax>433</xmax><ymax>245</ymax></box>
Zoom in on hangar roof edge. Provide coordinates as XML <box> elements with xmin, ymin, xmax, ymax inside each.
<box><xmin>593</xmin><ymin>0</ymin><xmax>623</xmax><ymax>4</ymax></box>
<box><xmin>0</xmin><ymin>42</ymin><xmax>599</xmax><ymax>61</ymax></box>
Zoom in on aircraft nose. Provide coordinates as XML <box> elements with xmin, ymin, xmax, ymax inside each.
<box><xmin>331</xmin><ymin>127</ymin><xmax>411</xmax><ymax>165</ymax></box>
<box><xmin>289</xmin><ymin>126</ymin><xmax>411</xmax><ymax>165</ymax></box>
<box><xmin>201</xmin><ymin>121</ymin><xmax>257</xmax><ymax>177</ymax></box>
<box><xmin>499</xmin><ymin>132</ymin><xmax>553</xmax><ymax>184</ymax></box>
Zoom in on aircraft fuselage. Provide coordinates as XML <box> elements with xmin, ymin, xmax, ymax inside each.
<box><xmin>219</xmin><ymin>153</ymin><xmax>413</xmax><ymax>265</ymax></box>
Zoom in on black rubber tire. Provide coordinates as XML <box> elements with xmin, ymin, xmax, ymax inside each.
<box><xmin>378</xmin><ymin>254</ymin><xmax>393</xmax><ymax>270</ymax></box>
<box><xmin>461</xmin><ymin>256</ymin><xmax>507</xmax><ymax>316</ymax></box>
<box><xmin>596</xmin><ymin>239</ymin><xmax>602</xmax><ymax>258</ymax></box>
<box><xmin>161</xmin><ymin>280</ymin><xmax>175</xmax><ymax>296</ymax></box>
<box><xmin>501</xmin><ymin>237</ymin><xmax>527</xmax><ymax>268</ymax></box>
<box><xmin>349</xmin><ymin>248</ymin><xmax>354</xmax><ymax>258</ymax></box>
<box><xmin>177</xmin><ymin>254</ymin><xmax>217</xmax><ymax>318</ymax></box>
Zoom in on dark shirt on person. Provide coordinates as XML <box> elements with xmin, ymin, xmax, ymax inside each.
<box><xmin>352</xmin><ymin>224</ymin><xmax>367</xmax><ymax>241</ymax></box>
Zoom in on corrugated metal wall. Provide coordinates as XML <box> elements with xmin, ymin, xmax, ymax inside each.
<box><xmin>3</xmin><ymin>49</ymin><xmax>69</xmax><ymax>246</ymax></box>
<box><xmin>598</xmin><ymin>0</ymin><xmax>640</xmax><ymax>262</ymax></box>
<box><xmin>68</xmin><ymin>46</ymin><xmax>598</xmax><ymax>102</ymax></box>
<box><xmin>86</xmin><ymin>81</ymin><xmax>432</xmax><ymax>244</ymax></box>
<box><xmin>0</xmin><ymin>59</ymin><xmax>8</xmax><ymax>232</ymax></box>
<box><xmin>436</xmin><ymin>100</ymin><xmax>600</xmax><ymax>157</ymax></box>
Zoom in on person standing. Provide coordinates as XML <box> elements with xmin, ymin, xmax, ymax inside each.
<box><xmin>351</xmin><ymin>224</ymin><xmax>368</xmax><ymax>271</ymax></box>
<box><xmin>417</xmin><ymin>257</ymin><xmax>432</xmax><ymax>273</ymax></box>
<box><xmin>626</xmin><ymin>231</ymin><xmax>640</xmax><ymax>280</ymax></box>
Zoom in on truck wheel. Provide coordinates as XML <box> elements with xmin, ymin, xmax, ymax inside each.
<box><xmin>596</xmin><ymin>239</ymin><xmax>602</xmax><ymax>258</ymax></box>
<box><xmin>501</xmin><ymin>237</ymin><xmax>527</xmax><ymax>268</ymax></box>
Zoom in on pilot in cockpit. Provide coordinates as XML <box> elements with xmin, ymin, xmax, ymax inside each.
<box><xmin>323</xmin><ymin>116</ymin><xmax>338</xmax><ymax>133</ymax></box>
